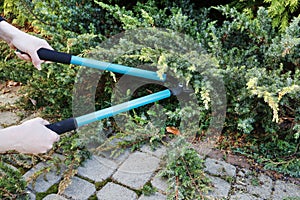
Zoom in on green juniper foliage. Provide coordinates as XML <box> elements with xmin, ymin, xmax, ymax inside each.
<box><xmin>1</xmin><ymin>0</ymin><xmax>300</xmax><ymax>198</ymax></box>
<box><xmin>0</xmin><ymin>161</ymin><xmax>28</xmax><ymax>199</ymax></box>
<box><xmin>97</xmin><ymin>1</ymin><xmax>300</xmax><ymax>177</ymax></box>
<box><xmin>229</xmin><ymin>0</ymin><xmax>300</xmax><ymax>31</ymax></box>
<box><xmin>205</xmin><ymin>5</ymin><xmax>300</xmax><ymax>177</ymax></box>
<box><xmin>159</xmin><ymin>138</ymin><xmax>211</xmax><ymax>200</ymax></box>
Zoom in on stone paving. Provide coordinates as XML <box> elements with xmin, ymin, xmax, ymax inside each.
<box><xmin>20</xmin><ymin>146</ymin><xmax>300</xmax><ymax>200</ymax></box>
<box><xmin>1</xmin><ymin>83</ymin><xmax>300</xmax><ymax>200</ymax></box>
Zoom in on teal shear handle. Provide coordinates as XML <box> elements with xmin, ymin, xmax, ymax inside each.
<box><xmin>37</xmin><ymin>48</ymin><xmax>166</xmax><ymax>81</ymax></box>
<box><xmin>46</xmin><ymin>89</ymin><xmax>172</xmax><ymax>134</ymax></box>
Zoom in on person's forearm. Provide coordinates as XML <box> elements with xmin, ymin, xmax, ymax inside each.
<box><xmin>0</xmin><ymin>125</ymin><xmax>20</xmax><ymax>153</ymax></box>
<box><xmin>0</xmin><ymin>19</ymin><xmax>23</xmax><ymax>45</ymax></box>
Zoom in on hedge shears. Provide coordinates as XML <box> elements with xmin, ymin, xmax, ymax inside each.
<box><xmin>32</xmin><ymin>48</ymin><xmax>183</xmax><ymax>134</ymax></box>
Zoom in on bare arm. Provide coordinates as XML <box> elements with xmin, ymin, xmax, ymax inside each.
<box><xmin>0</xmin><ymin>17</ymin><xmax>59</xmax><ymax>154</ymax></box>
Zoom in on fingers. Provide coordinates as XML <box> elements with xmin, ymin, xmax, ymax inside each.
<box><xmin>48</xmin><ymin>128</ymin><xmax>60</xmax><ymax>142</ymax></box>
<box><xmin>22</xmin><ymin>117</ymin><xmax>60</xmax><ymax>141</ymax></box>
<box><xmin>38</xmin><ymin>118</ymin><xmax>60</xmax><ymax>142</ymax></box>
<box><xmin>9</xmin><ymin>117</ymin><xmax>60</xmax><ymax>154</ymax></box>
<box><xmin>15</xmin><ymin>50</ymin><xmax>44</xmax><ymax>70</ymax></box>
<box><xmin>13</xmin><ymin>35</ymin><xmax>53</xmax><ymax>70</ymax></box>
<box><xmin>53</xmin><ymin>134</ymin><xmax>60</xmax><ymax>142</ymax></box>
<box><xmin>15</xmin><ymin>51</ymin><xmax>31</xmax><ymax>61</ymax></box>
<box><xmin>31</xmin><ymin>51</ymin><xmax>43</xmax><ymax>70</ymax></box>
<box><xmin>31</xmin><ymin>44</ymin><xmax>54</xmax><ymax>70</ymax></box>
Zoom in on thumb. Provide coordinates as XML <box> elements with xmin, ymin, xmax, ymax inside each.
<box><xmin>31</xmin><ymin>52</ymin><xmax>43</xmax><ymax>70</ymax></box>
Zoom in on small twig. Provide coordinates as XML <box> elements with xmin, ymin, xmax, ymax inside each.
<box><xmin>182</xmin><ymin>158</ymin><xmax>197</xmax><ymax>187</ymax></box>
<box><xmin>175</xmin><ymin>176</ymin><xmax>179</xmax><ymax>200</ymax></box>
<box><xmin>181</xmin><ymin>157</ymin><xmax>204</xmax><ymax>199</ymax></box>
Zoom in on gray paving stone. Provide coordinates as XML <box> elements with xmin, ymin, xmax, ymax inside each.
<box><xmin>231</xmin><ymin>184</ymin><xmax>245</xmax><ymax>192</ymax></box>
<box><xmin>230</xmin><ymin>192</ymin><xmax>262</xmax><ymax>200</ymax></box>
<box><xmin>0</xmin><ymin>91</ymin><xmax>20</xmax><ymax>105</ymax></box>
<box><xmin>138</xmin><ymin>192</ymin><xmax>166</xmax><ymax>200</ymax></box>
<box><xmin>42</xmin><ymin>194</ymin><xmax>68</xmax><ymax>200</ymax></box>
<box><xmin>62</xmin><ymin>176</ymin><xmax>96</xmax><ymax>200</ymax></box>
<box><xmin>3</xmin><ymin>162</ymin><xmax>18</xmax><ymax>171</ymax></box>
<box><xmin>0</xmin><ymin>111</ymin><xmax>20</xmax><ymax>125</ymax></box>
<box><xmin>234</xmin><ymin>169</ymin><xmax>252</xmax><ymax>191</ymax></box>
<box><xmin>204</xmin><ymin>158</ymin><xmax>236</xmax><ymax>178</ymax></box>
<box><xmin>151</xmin><ymin>173</ymin><xmax>168</xmax><ymax>192</ymax></box>
<box><xmin>206</xmin><ymin>175</ymin><xmax>231</xmax><ymax>199</ymax></box>
<box><xmin>102</xmin><ymin>149</ymin><xmax>131</xmax><ymax>165</ymax></box>
<box><xmin>96</xmin><ymin>182</ymin><xmax>138</xmax><ymax>200</ymax></box>
<box><xmin>112</xmin><ymin>151</ymin><xmax>161</xmax><ymax>189</ymax></box>
<box><xmin>23</xmin><ymin>162</ymin><xmax>63</xmax><ymax>193</ymax></box>
<box><xmin>272</xmin><ymin>180</ymin><xmax>300</xmax><ymax>199</ymax></box>
<box><xmin>246</xmin><ymin>173</ymin><xmax>273</xmax><ymax>199</ymax></box>
<box><xmin>27</xmin><ymin>190</ymin><xmax>36</xmax><ymax>200</ymax></box>
<box><xmin>140</xmin><ymin>145</ymin><xmax>167</xmax><ymax>159</ymax></box>
<box><xmin>77</xmin><ymin>155</ymin><xmax>118</xmax><ymax>182</ymax></box>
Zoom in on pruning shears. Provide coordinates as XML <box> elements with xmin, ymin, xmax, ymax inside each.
<box><xmin>31</xmin><ymin>48</ymin><xmax>184</xmax><ymax>134</ymax></box>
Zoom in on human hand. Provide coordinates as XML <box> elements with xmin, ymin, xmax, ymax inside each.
<box><xmin>0</xmin><ymin>117</ymin><xmax>60</xmax><ymax>154</ymax></box>
<box><xmin>0</xmin><ymin>20</ymin><xmax>53</xmax><ymax>70</ymax></box>
<box><xmin>12</xmin><ymin>31</ymin><xmax>53</xmax><ymax>70</ymax></box>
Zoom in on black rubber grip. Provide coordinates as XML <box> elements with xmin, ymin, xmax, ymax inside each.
<box><xmin>37</xmin><ymin>48</ymin><xmax>72</xmax><ymax>64</ymax></box>
<box><xmin>45</xmin><ymin>118</ymin><xmax>78</xmax><ymax>135</ymax></box>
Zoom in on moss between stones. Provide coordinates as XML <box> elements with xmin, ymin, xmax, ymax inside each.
<box><xmin>35</xmin><ymin>183</ymin><xmax>58</xmax><ymax>200</ymax></box>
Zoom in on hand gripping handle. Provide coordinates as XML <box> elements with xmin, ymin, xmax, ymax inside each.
<box><xmin>45</xmin><ymin>118</ymin><xmax>78</xmax><ymax>135</ymax></box>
